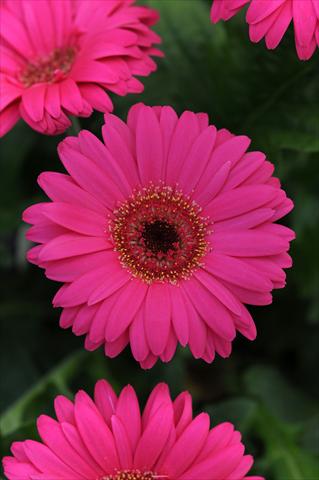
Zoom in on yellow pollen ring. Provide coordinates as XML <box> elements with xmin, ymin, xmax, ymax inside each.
<box><xmin>110</xmin><ymin>184</ymin><xmax>210</xmax><ymax>284</ymax></box>
<box><xmin>101</xmin><ymin>470</ymin><xmax>169</xmax><ymax>480</ymax></box>
<box><xmin>19</xmin><ymin>47</ymin><xmax>76</xmax><ymax>87</ymax></box>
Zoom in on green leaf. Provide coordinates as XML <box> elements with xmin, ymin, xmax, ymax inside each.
<box><xmin>0</xmin><ymin>350</ymin><xmax>86</xmax><ymax>436</ymax></box>
<box><xmin>244</xmin><ymin>365</ymin><xmax>318</xmax><ymax>424</ymax></box>
<box><xmin>256</xmin><ymin>408</ymin><xmax>319</xmax><ymax>480</ymax></box>
<box><xmin>205</xmin><ymin>397</ymin><xmax>258</xmax><ymax>433</ymax></box>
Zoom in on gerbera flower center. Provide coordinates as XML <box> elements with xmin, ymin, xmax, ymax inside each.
<box><xmin>102</xmin><ymin>471</ymin><xmax>158</xmax><ymax>480</ymax></box>
<box><xmin>19</xmin><ymin>47</ymin><xmax>76</xmax><ymax>87</ymax></box>
<box><xmin>142</xmin><ymin>220</ymin><xmax>179</xmax><ymax>254</ymax></box>
<box><xmin>111</xmin><ymin>184</ymin><xmax>210</xmax><ymax>284</ymax></box>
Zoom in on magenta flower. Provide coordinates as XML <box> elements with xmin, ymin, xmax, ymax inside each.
<box><xmin>23</xmin><ymin>104</ymin><xmax>295</xmax><ymax>368</ymax></box>
<box><xmin>3</xmin><ymin>380</ymin><xmax>264</xmax><ymax>480</ymax></box>
<box><xmin>0</xmin><ymin>0</ymin><xmax>162</xmax><ymax>137</ymax></box>
<box><xmin>210</xmin><ymin>0</ymin><xmax>319</xmax><ymax>60</ymax></box>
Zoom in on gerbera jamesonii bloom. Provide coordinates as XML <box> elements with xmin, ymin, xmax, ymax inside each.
<box><xmin>3</xmin><ymin>380</ymin><xmax>264</xmax><ymax>480</ymax></box>
<box><xmin>0</xmin><ymin>0</ymin><xmax>162</xmax><ymax>136</ymax></box>
<box><xmin>23</xmin><ymin>103</ymin><xmax>295</xmax><ymax>368</ymax></box>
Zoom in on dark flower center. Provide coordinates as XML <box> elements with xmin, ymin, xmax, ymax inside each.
<box><xmin>19</xmin><ymin>47</ymin><xmax>76</xmax><ymax>87</ymax></box>
<box><xmin>111</xmin><ymin>184</ymin><xmax>210</xmax><ymax>284</ymax></box>
<box><xmin>142</xmin><ymin>220</ymin><xmax>180</xmax><ymax>254</ymax></box>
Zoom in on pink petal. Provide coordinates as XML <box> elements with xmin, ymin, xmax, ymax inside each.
<box><xmin>160</xmin><ymin>330</ymin><xmax>177</xmax><ymax>362</ymax></box>
<box><xmin>116</xmin><ymin>385</ymin><xmax>142</xmax><ymax>451</ymax></box>
<box><xmin>58</xmin><ymin>140</ymin><xmax>124</xmax><ymax>209</ymax></box>
<box><xmin>134</xmin><ymin>402</ymin><xmax>173</xmax><ymax>470</ymax></box>
<box><xmin>170</xmin><ymin>286</ymin><xmax>189</xmax><ymax>347</ymax></box>
<box><xmin>213</xmin><ymin>231</ymin><xmax>289</xmax><ymax>256</ymax></box>
<box><xmin>0</xmin><ymin>80</ymin><xmax>22</xmax><ymax>111</ymax></box>
<box><xmin>105</xmin><ymin>281</ymin><xmax>148</xmax><ymax>341</ymax></box>
<box><xmin>40</xmin><ymin>202</ymin><xmax>106</xmax><ymax>236</ymax></box>
<box><xmin>159</xmin><ymin>106</ymin><xmax>178</xmax><ymax>171</ymax></box>
<box><xmin>94</xmin><ymin>379</ymin><xmax>117</xmax><ymax>425</ymax></box>
<box><xmin>37</xmin><ymin>415</ymin><xmax>98</xmax><ymax>478</ymax></box>
<box><xmin>144</xmin><ymin>284</ymin><xmax>171</xmax><ymax>356</ymax></box>
<box><xmin>194</xmin><ymin>269</ymin><xmax>242</xmax><ymax>316</ymax></box>
<box><xmin>180</xmin><ymin>288</ymin><xmax>207</xmax><ymax>358</ymax></box>
<box><xmin>196</xmin><ymin>422</ymin><xmax>235</xmax><ymax>462</ymax></box>
<box><xmin>39</xmin><ymin>234</ymin><xmax>110</xmax><ymax>262</ymax></box>
<box><xmin>0</xmin><ymin>102</ymin><xmax>20</xmax><ymax>137</ymax></box>
<box><xmin>249</xmin><ymin>7</ymin><xmax>283</xmax><ymax>44</ymax></box>
<box><xmin>23</xmin><ymin>440</ymin><xmax>78</xmax><ymax>478</ymax></box>
<box><xmin>204</xmin><ymin>253</ymin><xmax>273</xmax><ymax>292</ymax></box>
<box><xmin>195</xmin><ymin>161</ymin><xmax>231</xmax><ymax>206</ymax></box>
<box><xmin>111</xmin><ymin>415</ymin><xmax>133</xmax><ymax>470</ymax></box>
<box><xmin>74</xmin><ymin>391</ymin><xmax>119</xmax><ymax>472</ymax></box>
<box><xmin>135</xmin><ymin>105</ymin><xmax>164</xmax><ymax>183</ymax></box>
<box><xmin>71</xmin><ymin>60</ymin><xmax>118</xmax><ymax>83</ymax></box>
<box><xmin>54</xmin><ymin>395</ymin><xmax>75</xmax><ymax>424</ymax></box>
<box><xmin>173</xmin><ymin>391</ymin><xmax>193</xmax><ymax>437</ymax></box>
<box><xmin>142</xmin><ymin>384</ymin><xmax>171</xmax><ymax>427</ymax></box>
<box><xmin>60</xmin><ymin>422</ymin><xmax>104</xmax><ymax>476</ymax></box>
<box><xmin>223</xmin><ymin>152</ymin><xmax>266</xmax><ymax>190</ymax></box>
<box><xmin>52</xmin><ymin>263</ymin><xmax>115</xmax><ymax>307</ymax></box>
<box><xmin>2</xmin><ymin>456</ymin><xmax>40</xmax><ymax>479</ymax></box>
<box><xmin>213</xmin><ymin>208</ymin><xmax>274</xmax><ymax>232</ymax></box>
<box><xmin>0</xmin><ymin>7</ymin><xmax>35</xmax><ymax>57</ymax></box>
<box><xmin>220</xmin><ymin>281</ymin><xmax>272</xmax><ymax>306</ymax></box>
<box><xmin>87</xmin><ymin>263</ymin><xmax>129</xmax><ymax>306</ymax></box>
<box><xmin>59</xmin><ymin>78</ymin><xmax>84</xmax><ymax>115</ymax></box>
<box><xmin>184</xmin><ymin>277</ymin><xmax>236</xmax><ymax>341</ymax></box>
<box><xmin>44</xmin><ymin>251</ymin><xmax>112</xmax><ymax>283</ymax></box>
<box><xmin>72</xmin><ymin>304</ymin><xmax>97</xmax><ymax>336</ymax></box>
<box><xmin>77</xmin><ymin>130</ymin><xmax>133</xmax><ymax>198</ymax></box>
<box><xmin>162</xmin><ymin>413</ymin><xmax>210</xmax><ymax>477</ymax></box>
<box><xmin>206</xmin><ymin>185</ymin><xmax>278</xmax><ymax>221</ymax></box>
<box><xmin>293</xmin><ymin>0</ymin><xmax>317</xmax><ymax>47</ymax></box>
<box><xmin>265</xmin><ymin>1</ymin><xmax>292</xmax><ymax>49</ymax></box>
<box><xmin>129</xmin><ymin>307</ymin><xmax>150</xmax><ymax>362</ymax></box>
<box><xmin>59</xmin><ymin>300</ymin><xmax>82</xmax><ymax>327</ymax></box>
<box><xmin>247</xmin><ymin>0</ymin><xmax>286</xmax><ymax>23</ymax></box>
<box><xmin>80</xmin><ymin>84</ymin><xmax>113</xmax><ymax>112</ymax></box>
<box><xmin>102</xmin><ymin>117</ymin><xmax>140</xmax><ymax>189</ymax></box>
<box><xmin>178</xmin><ymin>126</ymin><xmax>217</xmax><ymax>194</ymax></box>
<box><xmin>26</xmin><ymin>221</ymin><xmax>67</xmax><ymax>244</ymax></box>
<box><xmin>180</xmin><ymin>444</ymin><xmax>245</xmax><ymax>480</ymax></box>
<box><xmin>88</xmin><ymin>294</ymin><xmax>121</xmax><ymax>344</ymax></box>
<box><xmin>21</xmin><ymin>84</ymin><xmax>46</xmax><ymax>122</ymax></box>
<box><xmin>166</xmin><ymin>111</ymin><xmax>200</xmax><ymax>184</ymax></box>
<box><xmin>44</xmin><ymin>83</ymin><xmax>61</xmax><ymax>119</ymax></box>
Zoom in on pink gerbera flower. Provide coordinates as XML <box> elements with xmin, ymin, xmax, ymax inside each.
<box><xmin>23</xmin><ymin>104</ymin><xmax>295</xmax><ymax>368</ymax></box>
<box><xmin>0</xmin><ymin>0</ymin><xmax>162</xmax><ymax>137</ymax></box>
<box><xmin>3</xmin><ymin>380</ymin><xmax>264</xmax><ymax>480</ymax></box>
<box><xmin>210</xmin><ymin>0</ymin><xmax>319</xmax><ymax>60</ymax></box>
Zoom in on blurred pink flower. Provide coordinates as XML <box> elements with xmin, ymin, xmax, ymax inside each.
<box><xmin>3</xmin><ymin>380</ymin><xmax>264</xmax><ymax>480</ymax></box>
<box><xmin>0</xmin><ymin>0</ymin><xmax>162</xmax><ymax>137</ymax></box>
<box><xmin>23</xmin><ymin>103</ymin><xmax>295</xmax><ymax>368</ymax></box>
<box><xmin>211</xmin><ymin>0</ymin><xmax>319</xmax><ymax>60</ymax></box>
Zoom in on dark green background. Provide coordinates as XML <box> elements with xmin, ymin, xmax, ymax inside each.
<box><xmin>1</xmin><ymin>1</ymin><xmax>319</xmax><ymax>478</ymax></box>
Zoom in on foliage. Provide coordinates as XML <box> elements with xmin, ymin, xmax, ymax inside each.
<box><xmin>0</xmin><ymin>1</ymin><xmax>319</xmax><ymax>478</ymax></box>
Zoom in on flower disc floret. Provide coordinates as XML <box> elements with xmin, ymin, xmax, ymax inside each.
<box><xmin>102</xmin><ymin>471</ymin><xmax>156</xmax><ymax>480</ymax></box>
<box><xmin>111</xmin><ymin>184</ymin><xmax>209</xmax><ymax>284</ymax></box>
<box><xmin>20</xmin><ymin>47</ymin><xmax>76</xmax><ymax>88</ymax></box>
